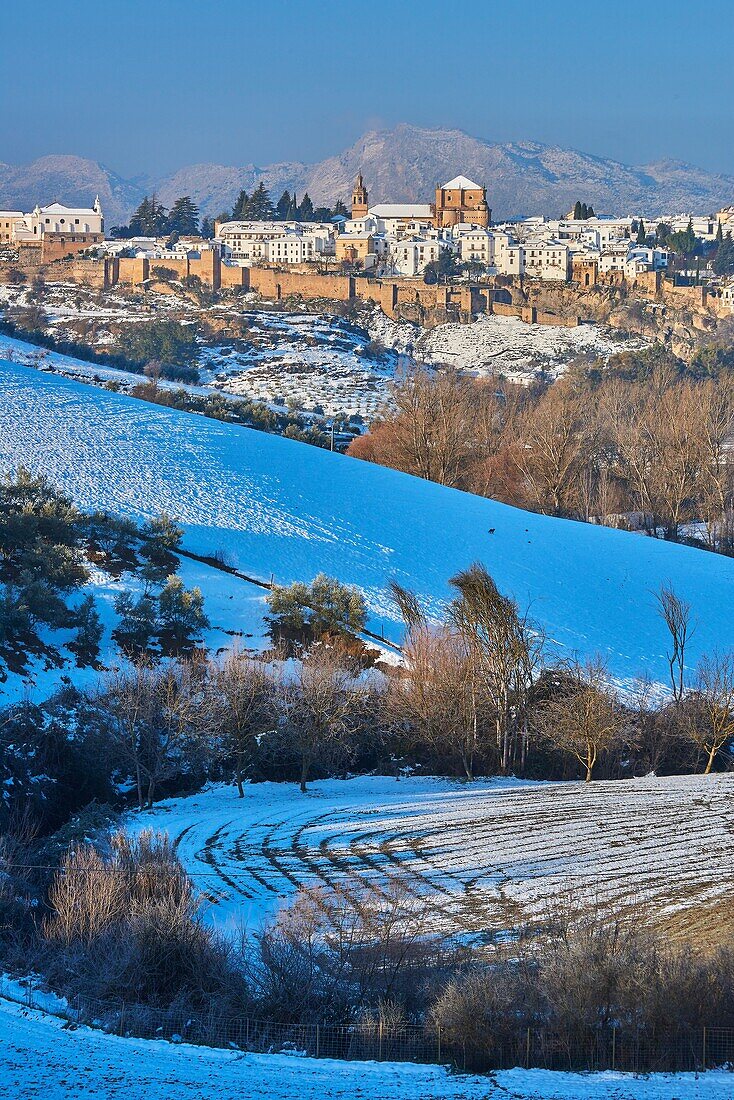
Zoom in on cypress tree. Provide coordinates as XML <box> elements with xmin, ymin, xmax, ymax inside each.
<box><xmin>167</xmin><ymin>196</ymin><xmax>200</xmax><ymax>235</ymax></box>
<box><xmin>231</xmin><ymin>189</ymin><xmax>250</xmax><ymax>220</ymax></box>
<box><xmin>298</xmin><ymin>192</ymin><xmax>314</xmax><ymax>222</ymax></box>
<box><xmin>245</xmin><ymin>182</ymin><xmax>275</xmax><ymax>220</ymax></box>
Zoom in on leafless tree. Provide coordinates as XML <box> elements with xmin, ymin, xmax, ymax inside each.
<box><xmin>99</xmin><ymin>658</ymin><xmax>208</xmax><ymax>809</ymax></box>
<box><xmin>686</xmin><ymin>651</ymin><xmax>734</xmax><ymax>774</ymax></box>
<box><xmin>655</xmin><ymin>583</ymin><xmax>694</xmax><ymax>703</ymax></box>
<box><xmin>208</xmin><ymin>651</ymin><xmax>277</xmax><ymax>797</ymax></box>
<box><xmin>534</xmin><ymin>659</ymin><xmax>624</xmax><ymax>781</ymax></box>
<box><xmin>392</xmin><ymin>623</ymin><xmax>485</xmax><ymax>780</ymax></box>
<box><xmin>278</xmin><ymin>643</ymin><xmax>364</xmax><ymax>792</ymax></box>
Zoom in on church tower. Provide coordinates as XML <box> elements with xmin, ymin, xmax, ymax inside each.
<box><xmin>351</xmin><ymin>173</ymin><xmax>369</xmax><ymax>219</ymax></box>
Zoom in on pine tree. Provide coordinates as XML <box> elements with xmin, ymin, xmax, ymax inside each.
<box><xmin>200</xmin><ymin>216</ymin><xmax>214</xmax><ymax>239</ymax></box>
<box><xmin>231</xmin><ymin>189</ymin><xmax>250</xmax><ymax>220</ymax></box>
<box><xmin>333</xmin><ymin>199</ymin><xmax>348</xmax><ymax>218</ymax></box>
<box><xmin>140</xmin><ymin>514</ymin><xmax>183</xmax><ymax>587</ymax></box>
<box><xmin>298</xmin><ymin>192</ymin><xmax>314</xmax><ymax>222</ymax></box>
<box><xmin>129</xmin><ymin>194</ymin><xmax>169</xmax><ymax>236</ymax></box>
<box><xmin>573</xmin><ymin>201</ymin><xmax>583</xmax><ymax>220</ymax></box>
<box><xmin>158</xmin><ymin>576</ymin><xmax>209</xmax><ymax>654</ymax></box>
<box><xmin>167</xmin><ymin>196</ymin><xmax>200</xmax><ymax>235</ymax></box>
<box><xmin>580</xmin><ymin>203</ymin><xmax>588</xmax><ymax>220</ymax></box>
<box><xmin>636</xmin><ymin>219</ymin><xmax>646</xmax><ymax>245</ymax></box>
<box><xmin>244</xmin><ymin>182</ymin><xmax>275</xmax><ymax>220</ymax></box>
<box><xmin>70</xmin><ymin>594</ymin><xmax>103</xmax><ymax>667</ymax></box>
<box><xmin>276</xmin><ymin>190</ymin><xmax>291</xmax><ymax>220</ymax></box>
<box><xmin>712</xmin><ymin>232</ymin><xmax>734</xmax><ymax>275</ymax></box>
<box><xmin>113</xmin><ymin>591</ymin><xmax>158</xmax><ymax>654</ymax></box>
<box><xmin>586</xmin><ymin>205</ymin><xmax>595</xmax><ymax>218</ymax></box>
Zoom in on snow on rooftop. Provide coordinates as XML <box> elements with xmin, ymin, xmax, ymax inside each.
<box><xmin>442</xmin><ymin>175</ymin><xmax>482</xmax><ymax>190</ymax></box>
<box><xmin>368</xmin><ymin>204</ymin><xmax>434</xmax><ymax>218</ymax></box>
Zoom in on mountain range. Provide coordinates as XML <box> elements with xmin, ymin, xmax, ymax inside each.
<box><xmin>1</xmin><ymin>124</ymin><xmax>732</xmax><ymax>226</ymax></box>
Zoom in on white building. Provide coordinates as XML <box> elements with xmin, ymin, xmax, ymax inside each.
<box><xmin>215</xmin><ymin>220</ymin><xmax>335</xmax><ymax>266</ymax></box>
<box><xmin>390</xmin><ymin>236</ymin><xmax>442</xmax><ymax>277</ymax></box>
<box><xmin>666</xmin><ymin>214</ymin><xmax>720</xmax><ymax>241</ymax></box>
<box><xmin>367</xmin><ymin>203</ymin><xmax>435</xmax><ymax>238</ymax></box>
<box><xmin>10</xmin><ymin>198</ymin><xmax>104</xmax><ymax>241</ymax></box>
<box><xmin>453</xmin><ymin>224</ymin><xmax>494</xmax><ymax>266</ymax></box>
<box><xmin>523</xmin><ymin>240</ymin><xmax>570</xmax><ymax>281</ymax></box>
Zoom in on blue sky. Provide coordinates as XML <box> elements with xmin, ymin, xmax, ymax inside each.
<box><xmin>2</xmin><ymin>0</ymin><xmax>733</xmax><ymax>178</ymax></box>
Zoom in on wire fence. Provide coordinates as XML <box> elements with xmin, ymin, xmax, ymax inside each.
<box><xmin>6</xmin><ymin>977</ymin><xmax>734</xmax><ymax>1075</ymax></box>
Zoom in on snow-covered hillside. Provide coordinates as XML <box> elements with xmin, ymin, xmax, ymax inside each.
<box><xmin>1</xmin><ymin>281</ymin><xmax>643</xmax><ymax>418</ymax></box>
<box><xmin>134</xmin><ymin>772</ymin><xmax>734</xmax><ymax>938</ymax></box>
<box><xmin>1</xmin><ymin>359</ymin><xmax>733</xmax><ymax>690</ymax></box>
<box><xmin>1</xmin><ymin>995</ymin><xmax>731</xmax><ymax>1099</ymax></box>
<box><xmin>0</xmin><ymin>550</ymin><xmax>270</xmax><ymax>703</ymax></box>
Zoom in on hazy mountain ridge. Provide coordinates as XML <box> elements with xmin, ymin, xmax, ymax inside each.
<box><xmin>1</xmin><ymin>126</ymin><xmax>733</xmax><ymax>225</ymax></box>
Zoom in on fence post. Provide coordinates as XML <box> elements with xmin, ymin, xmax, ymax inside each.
<box><xmin>702</xmin><ymin>1026</ymin><xmax>707</xmax><ymax>1071</ymax></box>
<box><xmin>120</xmin><ymin>1002</ymin><xmax>125</xmax><ymax>1037</ymax></box>
<box><xmin>526</xmin><ymin>1027</ymin><xmax>531</xmax><ymax>1068</ymax></box>
<box><xmin>611</xmin><ymin>1025</ymin><xmax>616</xmax><ymax>1072</ymax></box>
<box><xmin>246</xmin><ymin>1018</ymin><xmax>250</xmax><ymax>1049</ymax></box>
<box><xmin>437</xmin><ymin>1025</ymin><xmax>441</xmax><ymax>1064</ymax></box>
<box><xmin>378</xmin><ymin>1020</ymin><xmax>383</xmax><ymax>1061</ymax></box>
<box><xmin>316</xmin><ymin>1024</ymin><xmax>320</xmax><ymax>1059</ymax></box>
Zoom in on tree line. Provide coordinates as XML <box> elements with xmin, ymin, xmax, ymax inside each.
<box><xmin>227</xmin><ymin>182</ymin><xmax>347</xmax><ymax>225</ymax></box>
<box><xmin>111</xmin><ymin>195</ymin><xmax>206</xmax><ymax>240</ymax></box>
<box><xmin>110</xmin><ymin>182</ymin><xmax>349</xmax><ymax>240</ymax></box>
<box><xmin>349</xmin><ymin>344</ymin><xmax>734</xmax><ymax>554</ymax></box>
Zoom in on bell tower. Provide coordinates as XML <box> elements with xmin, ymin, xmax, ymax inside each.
<box><xmin>351</xmin><ymin>173</ymin><xmax>369</xmax><ymax>219</ymax></box>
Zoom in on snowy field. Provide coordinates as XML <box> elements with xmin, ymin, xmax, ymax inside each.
<box><xmin>0</xmin><ymin>280</ymin><xmax>643</xmax><ymax>419</ymax></box>
<box><xmin>134</xmin><ymin>773</ymin><xmax>734</xmax><ymax>940</ymax></box>
<box><xmin>0</xmin><ymin>549</ymin><xmax>271</xmax><ymax>703</ymax></box>
<box><xmin>1</xmin><ymin>993</ymin><xmax>732</xmax><ymax>1099</ymax></box>
<box><xmin>370</xmin><ymin>310</ymin><xmax>647</xmax><ymax>382</ymax></box>
<box><xmin>1</xmin><ymin>359</ymin><xmax>733</xmax><ymax>692</ymax></box>
<box><xmin>199</xmin><ymin>308</ymin><xmax>398</xmax><ymax>420</ymax></box>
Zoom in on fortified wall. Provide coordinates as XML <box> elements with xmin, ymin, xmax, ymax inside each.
<box><xmin>0</xmin><ymin>248</ymin><xmax>728</xmax><ymax>344</ymax></box>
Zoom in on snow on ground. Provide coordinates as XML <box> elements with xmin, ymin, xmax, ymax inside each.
<box><xmin>0</xmin><ymin>548</ymin><xmax>270</xmax><ymax>704</ymax></box>
<box><xmin>1</xmin><ymin>359</ymin><xmax>733</xmax><ymax>692</ymax></box>
<box><xmin>198</xmin><ymin>308</ymin><xmax>397</xmax><ymax>420</ymax></box>
<box><xmin>2</xmin><ymin>280</ymin><xmax>645</xmax><ymax>422</ymax></box>
<box><xmin>133</xmin><ymin>772</ymin><xmax>734</xmax><ymax>940</ymax></box>
<box><xmin>369</xmin><ymin>309</ymin><xmax>645</xmax><ymax>383</ymax></box>
<box><xmin>0</xmin><ymin>996</ymin><xmax>731</xmax><ymax>1099</ymax></box>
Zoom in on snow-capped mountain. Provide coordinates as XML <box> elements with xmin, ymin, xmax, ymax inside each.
<box><xmin>1</xmin><ymin>126</ymin><xmax>733</xmax><ymax>225</ymax></box>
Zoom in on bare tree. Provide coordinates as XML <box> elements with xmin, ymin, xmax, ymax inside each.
<box><xmin>99</xmin><ymin>658</ymin><xmax>208</xmax><ymax>809</ymax></box>
<box><xmin>535</xmin><ymin>660</ymin><xmax>624</xmax><ymax>782</ymax></box>
<box><xmin>209</xmin><ymin>651</ymin><xmax>277</xmax><ymax>797</ymax></box>
<box><xmin>392</xmin><ymin>624</ymin><xmax>485</xmax><ymax>780</ymax></box>
<box><xmin>655</xmin><ymin>583</ymin><xmax>694</xmax><ymax>704</ymax></box>
<box><xmin>278</xmin><ymin>644</ymin><xmax>363</xmax><ymax>792</ymax></box>
<box><xmin>512</xmin><ymin>379</ymin><xmax>595</xmax><ymax>517</ymax></box>
<box><xmin>687</xmin><ymin>651</ymin><xmax>734</xmax><ymax>774</ymax></box>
